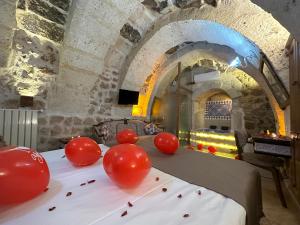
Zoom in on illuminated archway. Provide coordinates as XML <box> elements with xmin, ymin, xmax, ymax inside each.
<box><xmin>131</xmin><ymin>40</ymin><xmax>286</xmax><ymax>135</ymax></box>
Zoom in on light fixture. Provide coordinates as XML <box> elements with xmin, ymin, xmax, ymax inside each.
<box><xmin>132</xmin><ymin>105</ymin><xmax>143</xmax><ymax>116</ymax></box>
<box><xmin>20</xmin><ymin>95</ymin><xmax>34</xmax><ymax>108</ymax></box>
<box><xmin>229</xmin><ymin>57</ymin><xmax>242</xmax><ymax>68</ymax></box>
<box><xmin>226</xmin><ymin>56</ymin><xmax>248</xmax><ymax>73</ymax></box>
<box><xmin>190</xmin><ymin>138</ymin><xmax>237</xmax><ymax>151</ymax></box>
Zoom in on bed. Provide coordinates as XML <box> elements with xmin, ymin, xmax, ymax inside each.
<box><xmin>0</xmin><ymin>137</ymin><xmax>262</xmax><ymax>225</ymax></box>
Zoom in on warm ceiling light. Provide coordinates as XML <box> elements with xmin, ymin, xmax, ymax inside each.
<box><xmin>229</xmin><ymin>57</ymin><xmax>242</xmax><ymax>68</ymax></box>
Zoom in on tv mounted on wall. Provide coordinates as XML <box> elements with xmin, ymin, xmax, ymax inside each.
<box><xmin>118</xmin><ymin>89</ymin><xmax>139</xmax><ymax>105</ymax></box>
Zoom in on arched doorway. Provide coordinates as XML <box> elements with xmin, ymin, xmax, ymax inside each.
<box><xmin>121</xmin><ymin>20</ymin><xmax>288</xmax><ymax>134</ymax></box>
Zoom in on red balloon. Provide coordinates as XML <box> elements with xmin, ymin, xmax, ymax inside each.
<box><xmin>208</xmin><ymin>146</ymin><xmax>217</xmax><ymax>154</ymax></box>
<box><xmin>65</xmin><ymin>137</ymin><xmax>101</xmax><ymax>166</ymax></box>
<box><xmin>154</xmin><ymin>132</ymin><xmax>179</xmax><ymax>154</ymax></box>
<box><xmin>103</xmin><ymin>144</ymin><xmax>151</xmax><ymax>188</ymax></box>
<box><xmin>0</xmin><ymin>147</ymin><xmax>50</xmax><ymax>204</ymax></box>
<box><xmin>116</xmin><ymin>129</ymin><xmax>138</xmax><ymax>144</ymax></box>
<box><xmin>197</xmin><ymin>143</ymin><xmax>203</xmax><ymax>151</ymax></box>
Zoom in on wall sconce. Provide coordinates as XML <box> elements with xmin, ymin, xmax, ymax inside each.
<box><xmin>20</xmin><ymin>96</ymin><xmax>34</xmax><ymax>108</ymax></box>
<box><xmin>132</xmin><ymin>105</ymin><xmax>143</xmax><ymax>116</ymax></box>
<box><xmin>290</xmin><ymin>132</ymin><xmax>300</xmax><ymax>140</ymax></box>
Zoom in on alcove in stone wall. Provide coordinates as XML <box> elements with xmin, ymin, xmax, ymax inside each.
<box><xmin>192</xmin><ymin>70</ymin><xmax>276</xmax><ymax>135</ymax></box>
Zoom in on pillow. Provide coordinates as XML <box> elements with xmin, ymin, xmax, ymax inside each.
<box><xmin>98</xmin><ymin>124</ymin><xmax>110</xmax><ymax>141</ymax></box>
<box><xmin>144</xmin><ymin>123</ymin><xmax>159</xmax><ymax>135</ymax></box>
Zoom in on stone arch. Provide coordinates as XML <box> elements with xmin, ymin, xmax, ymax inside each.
<box><xmin>49</xmin><ymin>0</ymin><xmax>149</xmax><ymax>114</ymax></box>
<box><xmin>47</xmin><ymin>0</ymin><xmax>293</xmax><ymax>118</ymax></box>
<box><xmin>143</xmin><ymin>41</ymin><xmax>284</xmax><ymax>134</ymax></box>
<box><xmin>83</xmin><ymin>0</ymin><xmax>291</xmax><ymax>118</ymax></box>
<box><xmin>153</xmin><ymin>65</ymin><xmax>276</xmax><ymax>135</ymax></box>
<box><xmin>117</xmin><ymin>2</ymin><xmax>290</xmax><ymax>90</ymax></box>
<box><xmin>147</xmin><ymin>41</ymin><xmax>244</xmax><ymax>117</ymax></box>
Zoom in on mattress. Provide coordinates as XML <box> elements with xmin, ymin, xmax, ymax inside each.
<box><xmin>0</xmin><ymin>145</ymin><xmax>246</xmax><ymax>225</ymax></box>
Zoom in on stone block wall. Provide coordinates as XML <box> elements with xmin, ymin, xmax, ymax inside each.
<box><xmin>38</xmin><ymin>114</ymin><xmax>100</xmax><ymax>151</ymax></box>
<box><xmin>0</xmin><ymin>0</ymin><xmax>17</xmax><ymax>67</ymax></box>
<box><xmin>0</xmin><ymin>0</ymin><xmax>72</xmax><ymax>110</ymax></box>
<box><xmin>235</xmin><ymin>73</ymin><xmax>276</xmax><ymax>134</ymax></box>
<box><xmin>37</xmin><ymin>115</ymin><xmax>149</xmax><ymax>151</ymax></box>
<box><xmin>239</xmin><ymin>89</ymin><xmax>276</xmax><ymax>134</ymax></box>
<box><xmin>192</xmin><ymin>68</ymin><xmax>276</xmax><ymax>135</ymax></box>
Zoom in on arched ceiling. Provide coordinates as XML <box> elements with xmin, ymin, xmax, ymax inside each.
<box><xmin>115</xmin><ymin>0</ymin><xmax>290</xmax><ymax>94</ymax></box>
<box><xmin>129</xmin><ymin>40</ymin><xmax>287</xmax><ymax>134</ymax></box>
<box><xmin>151</xmin><ymin>42</ymin><xmax>237</xmax><ymax>98</ymax></box>
<box><xmin>121</xmin><ymin>20</ymin><xmax>261</xmax><ymax>91</ymax></box>
<box><xmin>251</xmin><ymin>0</ymin><xmax>300</xmax><ymax>40</ymax></box>
<box><xmin>47</xmin><ymin>0</ymin><xmax>292</xmax><ymax>115</ymax></box>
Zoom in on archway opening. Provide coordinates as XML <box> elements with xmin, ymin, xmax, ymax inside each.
<box><xmin>125</xmin><ymin>19</ymin><xmax>288</xmax><ymax>135</ymax></box>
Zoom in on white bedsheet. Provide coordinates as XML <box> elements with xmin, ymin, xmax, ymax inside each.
<box><xmin>0</xmin><ymin>145</ymin><xmax>246</xmax><ymax>225</ymax></box>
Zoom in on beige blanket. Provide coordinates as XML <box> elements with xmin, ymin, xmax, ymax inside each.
<box><xmin>137</xmin><ymin>136</ymin><xmax>263</xmax><ymax>225</ymax></box>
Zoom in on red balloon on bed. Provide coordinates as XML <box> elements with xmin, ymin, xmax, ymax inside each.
<box><xmin>65</xmin><ymin>137</ymin><xmax>101</xmax><ymax>166</ymax></box>
<box><xmin>197</xmin><ymin>143</ymin><xmax>203</xmax><ymax>150</ymax></box>
<box><xmin>154</xmin><ymin>132</ymin><xmax>179</xmax><ymax>154</ymax></box>
<box><xmin>0</xmin><ymin>147</ymin><xmax>50</xmax><ymax>204</ymax></box>
<box><xmin>208</xmin><ymin>146</ymin><xmax>217</xmax><ymax>154</ymax></box>
<box><xmin>103</xmin><ymin>144</ymin><xmax>151</xmax><ymax>188</ymax></box>
<box><xmin>116</xmin><ymin>129</ymin><xmax>139</xmax><ymax>144</ymax></box>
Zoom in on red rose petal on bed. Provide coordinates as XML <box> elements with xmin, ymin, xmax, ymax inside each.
<box><xmin>48</xmin><ymin>207</ymin><xmax>56</xmax><ymax>211</ymax></box>
<box><xmin>183</xmin><ymin>214</ymin><xmax>190</xmax><ymax>218</ymax></box>
<box><xmin>128</xmin><ymin>202</ymin><xmax>133</xmax><ymax>207</ymax></box>
<box><xmin>162</xmin><ymin>188</ymin><xmax>167</xmax><ymax>192</ymax></box>
<box><xmin>121</xmin><ymin>211</ymin><xmax>128</xmax><ymax>217</ymax></box>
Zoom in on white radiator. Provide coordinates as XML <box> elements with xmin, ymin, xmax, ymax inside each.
<box><xmin>0</xmin><ymin>109</ymin><xmax>39</xmax><ymax>149</ymax></box>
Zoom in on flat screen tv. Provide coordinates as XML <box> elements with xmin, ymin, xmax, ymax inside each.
<box><xmin>118</xmin><ymin>89</ymin><xmax>139</xmax><ymax>105</ymax></box>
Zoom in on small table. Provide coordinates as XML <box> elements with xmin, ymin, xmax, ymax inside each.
<box><xmin>252</xmin><ymin>136</ymin><xmax>291</xmax><ymax>158</ymax></box>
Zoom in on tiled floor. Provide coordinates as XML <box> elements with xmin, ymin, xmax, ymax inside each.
<box><xmin>259</xmin><ymin>169</ymin><xmax>300</xmax><ymax>225</ymax></box>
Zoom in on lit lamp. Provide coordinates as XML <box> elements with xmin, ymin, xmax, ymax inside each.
<box><xmin>132</xmin><ymin>105</ymin><xmax>142</xmax><ymax>117</ymax></box>
<box><xmin>290</xmin><ymin>132</ymin><xmax>300</xmax><ymax>140</ymax></box>
<box><xmin>20</xmin><ymin>95</ymin><xmax>34</xmax><ymax>108</ymax></box>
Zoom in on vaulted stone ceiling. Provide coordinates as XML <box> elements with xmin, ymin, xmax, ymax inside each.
<box><xmin>0</xmin><ymin>0</ymin><xmax>298</xmax><ymax>149</ymax></box>
<box><xmin>121</xmin><ymin>20</ymin><xmax>263</xmax><ymax>91</ymax></box>
<box><xmin>141</xmin><ymin>41</ymin><xmax>285</xmax><ymax>134</ymax></box>
<box><xmin>0</xmin><ymin>0</ymin><xmax>296</xmax><ymax>115</ymax></box>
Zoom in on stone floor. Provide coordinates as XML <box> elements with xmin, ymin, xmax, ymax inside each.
<box><xmin>259</xmin><ymin>169</ymin><xmax>300</xmax><ymax>225</ymax></box>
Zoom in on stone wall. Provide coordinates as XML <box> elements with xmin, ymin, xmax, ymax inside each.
<box><xmin>191</xmin><ymin>68</ymin><xmax>276</xmax><ymax>135</ymax></box>
<box><xmin>235</xmin><ymin>74</ymin><xmax>276</xmax><ymax>134</ymax></box>
<box><xmin>37</xmin><ymin>114</ymin><xmax>100</xmax><ymax>151</ymax></box>
<box><xmin>0</xmin><ymin>0</ymin><xmax>294</xmax><ymax>150</ymax></box>
<box><xmin>0</xmin><ymin>0</ymin><xmax>71</xmax><ymax>110</ymax></box>
<box><xmin>0</xmin><ymin>0</ymin><xmax>18</xmax><ymax>107</ymax></box>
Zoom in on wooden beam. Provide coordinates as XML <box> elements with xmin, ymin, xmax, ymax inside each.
<box><xmin>176</xmin><ymin>62</ymin><xmax>181</xmax><ymax>137</ymax></box>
